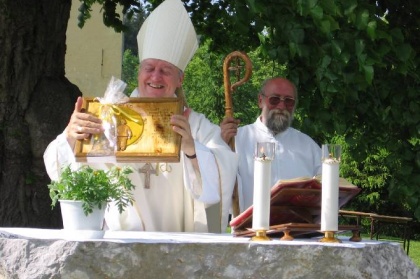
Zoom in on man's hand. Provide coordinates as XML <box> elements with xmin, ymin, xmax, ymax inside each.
<box><xmin>65</xmin><ymin>97</ymin><xmax>103</xmax><ymax>148</ymax></box>
<box><xmin>170</xmin><ymin>114</ymin><xmax>196</xmax><ymax>158</ymax></box>
<box><xmin>220</xmin><ymin>117</ymin><xmax>240</xmax><ymax>144</ymax></box>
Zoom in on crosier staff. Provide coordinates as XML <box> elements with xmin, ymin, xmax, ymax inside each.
<box><xmin>223</xmin><ymin>51</ymin><xmax>252</xmax><ymax>217</ymax></box>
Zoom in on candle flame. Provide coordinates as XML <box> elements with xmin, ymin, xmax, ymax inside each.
<box><xmin>259</xmin><ymin>146</ymin><xmax>267</xmax><ymax>160</ymax></box>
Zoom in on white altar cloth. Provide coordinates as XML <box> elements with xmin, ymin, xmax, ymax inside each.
<box><xmin>0</xmin><ymin>227</ymin><xmax>397</xmax><ymax>248</ymax></box>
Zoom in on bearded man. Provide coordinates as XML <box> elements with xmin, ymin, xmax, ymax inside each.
<box><xmin>221</xmin><ymin>77</ymin><xmax>321</xmax><ymax>213</ymax></box>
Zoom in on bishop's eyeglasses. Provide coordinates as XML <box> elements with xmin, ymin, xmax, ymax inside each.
<box><xmin>261</xmin><ymin>94</ymin><xmax>295</xmax><ymax>108</ymax></box>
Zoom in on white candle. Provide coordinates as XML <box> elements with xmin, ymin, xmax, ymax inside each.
<box><xmin>321</xmin><ymin>158</ymin><xmax>340</xmax><ymax>231</ymax></box>
<box><xmin>252</xmin><ymin>142</ymin><xmax>274</xmax><ymax>231</ymax></box>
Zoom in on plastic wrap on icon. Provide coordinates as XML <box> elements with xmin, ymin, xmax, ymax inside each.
<box><xmin>88</xmin><ymin>77</ymin><xmax>129</xmax><ymax>156</ymax></box>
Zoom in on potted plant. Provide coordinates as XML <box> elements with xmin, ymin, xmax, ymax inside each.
<box><xmin>48</xmin><ymin>165</ymin><xmax>135</xmax><ymax>232</ymax></box>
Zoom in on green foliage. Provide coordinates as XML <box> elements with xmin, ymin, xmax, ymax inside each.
<box><xmin>121</xmin><ymin>49</ymin><xmax>139</xmax><ymax>94</ymax></box>
<box><xmin>48</xmin><ymin>165</ymin><xmax>136</xmax><ymax>215</ymax></box>
<box><xmin>242</xmin><ymin>0</ymin><xmax>420</xmax><ymax>221</ymax></box>
<box><xmin>78</xmin><ymin>0</ymin><xmax>141</xmax><ymax>32</ymax></box>
<box><xmin>122</xmin><ymin>12</ymin><xmax>145</xmax><ymax>57</ymax></box>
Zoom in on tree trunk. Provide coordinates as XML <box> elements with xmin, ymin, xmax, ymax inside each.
<box><xmin>0</xmin><ymin>0</ymin><xmax>81</xmax><ymax>227</ymax></box>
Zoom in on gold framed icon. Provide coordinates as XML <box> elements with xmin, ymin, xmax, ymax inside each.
<box><xmin>74</xmin><ymin>97</ymin><xmax>183</xmax><ymax>162</ymax></box>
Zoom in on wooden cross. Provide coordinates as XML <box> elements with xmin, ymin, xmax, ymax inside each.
<box><xmin>139</xmin><ymin>163</ymin><xmax>156</xmax><ymax>189</ymax></box>
<box><xmin>229</xmin><ymin>57</ymin><xmax>245</xmax><ymax>81</ymax></box>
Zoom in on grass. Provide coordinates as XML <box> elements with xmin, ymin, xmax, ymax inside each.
<box><xmin>333</xmin><ymin>231</ymin><xmax>419</xmax><ymax>267</ymax></box>
<box><xmin>360</xmin><ymin>234</ymin><xmax>419</xmax><ymax>267</ymax></box>
<box><xmin>379</xmin><ymin>238</ymin><xmax>420</xmax><ymax>267</ymax></box>
<box><xmin>385</xmin><ymin>238</ymin><xmax>419</xmax><ymax>267</ymax></box>
<box><xmin>408</xmin><ymin>240</ymin><xmax>420</xmax><ymax>267</ymax></box>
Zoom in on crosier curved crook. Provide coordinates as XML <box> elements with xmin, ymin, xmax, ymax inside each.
<box><xmin>223</xmin><ymin>51</ymin><xmax>252</xmax><ymax>217</ymax></box>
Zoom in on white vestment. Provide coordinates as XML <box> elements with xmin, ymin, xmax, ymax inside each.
<box><xmin>44</xmin><ymin>110</ymin><xmax>237</xmax><ymax>233</ymax></box>
<box><xmin>235</xmin><ymin>117</ymin><xmax>322</xmax><ymax>212</ymax></box>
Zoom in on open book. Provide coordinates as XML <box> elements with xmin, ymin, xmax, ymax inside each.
<box><xmin>229</xmin><ymin>177</ymin><xmax>361</xmax><ymax>237</ymax></box>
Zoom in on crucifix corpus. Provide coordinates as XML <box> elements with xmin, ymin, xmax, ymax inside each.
<box><xmin>139</xmin><ymin>163</ymin><xmax>157</xmax><ymax>189</ymax></box>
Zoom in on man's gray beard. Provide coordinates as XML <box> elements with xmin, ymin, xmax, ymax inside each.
<box><xmin>266</xmin><ymin>109</ymin><xmax>292</xmax><ymax>135</ymax></box>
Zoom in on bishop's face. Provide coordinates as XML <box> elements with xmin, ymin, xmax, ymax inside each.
<box><xmin>138</xmin><ymin>58</ymin><xmax>183</xmax><ymax>98</ymax></box>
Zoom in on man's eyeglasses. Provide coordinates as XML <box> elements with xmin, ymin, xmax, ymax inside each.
<box><xmin>261</xmin><ymin>94</ymin><xmax>295</xmax><ymax>108</ymax></box>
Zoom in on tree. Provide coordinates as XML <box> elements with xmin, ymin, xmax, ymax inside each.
<box><xmin>122</xmin><ymin>10</ymin><xmax>145</xmax><ymax>57</ymax></box>
<box><xmin>0</xmin><ymin>0</ymin><xmax>80</xmax><ymax>227</ymax></box>
<box><xmin>121</xmin><ymin>49</ymin><xmax>140</xmax><ymax>93</ymax></box>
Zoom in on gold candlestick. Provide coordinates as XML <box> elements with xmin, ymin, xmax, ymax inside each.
<box><xmin>319</xmin><ymin>231</ymin><xmax>341</xmax><ymax>243</ymax></box>
<box><xmin>251</xmin><ymin>229</ymin><xmax>271</xmax><ymax>241</ymax></box>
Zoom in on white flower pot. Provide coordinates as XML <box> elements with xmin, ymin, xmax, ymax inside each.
<box><xmin>59</xmin><ymin>200</ymin><xmax>107</xmax><ymax>231</ymax></box>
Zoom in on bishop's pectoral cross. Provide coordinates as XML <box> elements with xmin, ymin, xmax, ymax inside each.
<box><xmin>139</xmin><ymin>163</ymin><xmax>156</xmax><ymax>189</ymax></box>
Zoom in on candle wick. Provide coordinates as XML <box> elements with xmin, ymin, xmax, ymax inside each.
<box><xmin>262</xmin><ymin>153</ymin><xmax>266</xmax><ymax>160</ymax></box>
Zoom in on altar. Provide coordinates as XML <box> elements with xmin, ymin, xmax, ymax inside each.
<box><xmin>1</xmin><ymin>228</ymin><xmax>419</xmax><ymax>279</ymax></box>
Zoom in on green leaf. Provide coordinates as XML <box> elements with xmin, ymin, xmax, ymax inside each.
<box><xmin>331</xmin><ymin>40</ymin><xmax>342</xmax><ymax>55</ymax></box>
<box><xmin>355</xmin><ymin>9</ymin><xmax>369</xmax><ymax>30</ymax></box>
<box><xmin>343</xmin><ymin>1</ymin><xmax>358</xmax><ymax>16</ymax></box>
<box><xmin>310</xmin><ymin>6</ymin><xmax>323</xmax><ymax>20</ymax></box>
<box><xmin>319</xmin><ymin>19</ymin><xmax>331</xmax><ymax>34</ymax></box>
<box><xmin>324</xmin><ymin>70</ymin><xmax>338</xmax><ymax>82</ymax></box>
<box><xmin>395</xmin><ymin>44</ymin><xmax>413</xmax><ymax>62</ymax></box>
<box><xmin>297</xmin><ymin>0</ymin><xmax>318</xmax><ymax>16</ymax></box>
<box><xmin>340</xmin><ymin>52</ymin><xmax>350</xmax><ymax>64</ymax></box>
<box><xmin>320</xmin><ymin>55</ymin><xmax>332</xmax><ymax>69</ymax></box>
<box><xmin>390</xmin><ymin>28</ymin><xmax>404</xmax><ymax>42</ymax></box>
<box><xmin>363</xmin><ymin>65</ymin><xmax>373</xmax><ymax>84</ymax></box>
<box><xmin>326</xmin><ymin>83</ymin><xmax>338</xmax><ymax>93</ymax></box>
<box><xmin>246</xmin><ymin>0</ymin><xmax>256</xmax><ymax>13</ymax></box>
<box><xmin>409</xmin><ymin>101</ymin><xmax>419</xmax><ymax>113</ymax></box>
<box><xmin>355</xmin><ymin>39</ymin><xmax>365</xmax><ymax>56</ymax></box>
<box><xmin>289</xmin><ymin>28</ymin><xmax>305</xmax><ymax>44</ymax></box>
<box><xmin>366</xmin><ymin>21</ymin><xmax>377</xmax><ymax>40</ymax></box>
<box><xmin>289</xmin><ymin>42</ymin><xmax>297</xmax><ymax>58</ymax></box>
<box><xmin>321</xmin><ymin>0</ymin><xmax>340</xmax><ymax>16</ymax></box>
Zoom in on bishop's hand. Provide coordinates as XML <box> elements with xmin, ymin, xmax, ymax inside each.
<box><xmin>65</xmin><ymin>97</ymin><xmax>103</xmax><ymax>148</ymax></box>
<box><xmin>170</xmin><ymin>114</ymin><xmax>196</xmax><ymax>158</ymax></box>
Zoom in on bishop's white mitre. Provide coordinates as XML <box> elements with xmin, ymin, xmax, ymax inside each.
<box><xmin>137</xmin><ymin>0</ymin><xmax>199</xmax><ymax>71</ymax></box>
